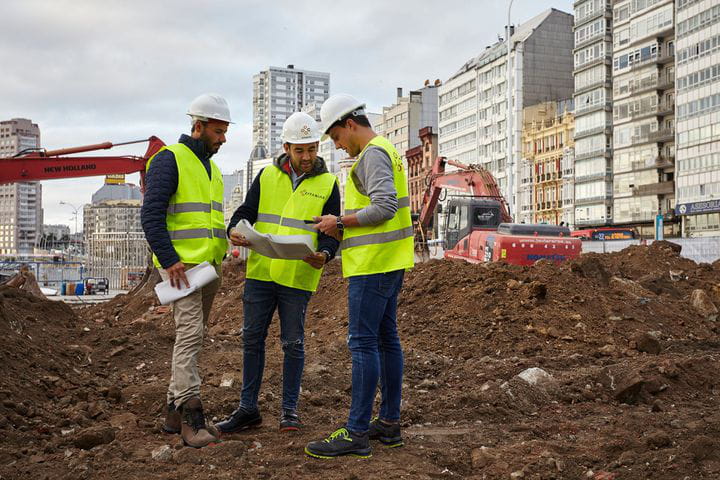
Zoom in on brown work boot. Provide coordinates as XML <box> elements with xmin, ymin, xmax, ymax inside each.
<box><xmin>162</xmin><ymin>402</ymin><xmax>181</xmax><ymax>434</ymax></box>
<box><xmin>180</xmin><ymin>397</ymin><xmax>219</xmax><ymax>448</ymax></box>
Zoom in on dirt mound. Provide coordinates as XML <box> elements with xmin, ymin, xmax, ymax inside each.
<box><xmin>2</xmin><ymin>245</ymin><xmax>720</xmax><ymax>479</ymax></box>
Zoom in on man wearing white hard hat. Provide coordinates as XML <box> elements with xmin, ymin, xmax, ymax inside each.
<box><xmin>305</xmin><ymin>94</ymin><xmax>414</xmax><ymax>459</ymax></box>
<box><xmin>216</xmin><ymin>111</ymin><xmax>340</xmax><ymax>434</ymax></box>
<box><xmin>141</xmin><ymin>93</ymin><xmax>232</xmax><ymax>448</ymax></box>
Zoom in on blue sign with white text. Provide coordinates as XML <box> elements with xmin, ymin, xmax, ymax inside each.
<box><xmin>675</xmin><ymin>200</ymin><xmax>720</xmax><ymax>215</ymax></box>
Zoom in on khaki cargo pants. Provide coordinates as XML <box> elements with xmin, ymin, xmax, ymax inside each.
<box><xmin>159</xmin><ymin>263</ymin><xmax>222</xmax><ymax>408</ymax></box>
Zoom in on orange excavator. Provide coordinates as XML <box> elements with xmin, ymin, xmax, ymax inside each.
<box><xmin>0</xmin><ymin>136</ymin><xmax>165</xmax><ymax>185</ymax></box>
<box><xmin>415</xmin><ymin>156</ymin><xmax>581</xmax><ymax>266</ymax></box>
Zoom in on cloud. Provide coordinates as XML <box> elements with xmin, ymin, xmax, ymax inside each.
<box><xmin>2</xmin><ymin>0</ymin><xmax>572</xmax><ymax>228</ymax></box>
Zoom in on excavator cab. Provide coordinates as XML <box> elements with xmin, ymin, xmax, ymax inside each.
<box><xmin>443</xmin><ymin>197</ymin><xmax>502</xmax><ymax>250</ymax></box>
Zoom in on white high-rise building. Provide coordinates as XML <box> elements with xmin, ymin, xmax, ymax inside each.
<box><xmin>675</xmin><ymin>0</ymin><xmax>720</xmax><ymax>237</ymax></box>
<box><xmin>438</xmin><ymin>9</ymin><xmax>574</xmax><ymax>218</ymax></box>
<box><xmin>573</xmin><ymin>0</ymin><xmax>614</xmax><ymax>227</ymax></box>
<box><xmin>0</xmin><ymin>118</ymin><xmax>42</xmax><ymax>255</ymax></box>
<box><xmin>611</xmin><ymin>0</ymin><xmax>676</xmax><ymax>236</ymax></box>
<box><xmin>252</xmin><ymin>65</ymin><xmax>330</xmax><ymax>157</ymax></box>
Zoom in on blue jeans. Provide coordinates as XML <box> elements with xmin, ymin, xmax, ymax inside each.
<box><xmin>240</xmin><ymin>279</ymin><xmax>312</xmax><ymax>412</ymax></box>
<box><xmin>346</xmin><ymin>269</ymin><xmax>405</xmax><ymax>433</ymax></box>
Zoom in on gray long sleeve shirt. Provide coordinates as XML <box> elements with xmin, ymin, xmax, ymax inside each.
<box><xmin>351</xmin><ymin>146</ymin><xmax>399</xmax><ymax>226</ymax></box>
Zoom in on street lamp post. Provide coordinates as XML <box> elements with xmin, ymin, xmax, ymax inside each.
<box><xmin>59</xmin><ymin>201</ymin><xmax>80</xmax><ymax>253</ymax></box>
<box><xmin>506</xmin><ymin>0</ymin><xmax>515</xmax><ymax>220</ymax></box>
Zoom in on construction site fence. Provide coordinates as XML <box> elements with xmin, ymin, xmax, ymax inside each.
<box><xmin>0</xmin><ymin>261</ymin><xmax>83</xmax><ymax>287</ymax></box>
<box><xmin>86</xmin><ymin>231</ymin><xmax>148</xmax><ymax>290</ymax></box>
<box><xmin>415</xmin><ymin>237</ymin><xmax>720</xmax><ymax>264</ymax></box>
<box><xmin>581</xmin><ymin>237</ymin><xmax>720</xmax><ymax>264</ymax></box>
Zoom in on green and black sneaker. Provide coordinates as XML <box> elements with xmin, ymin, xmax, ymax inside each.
<box><xmin>304</xmin><ymin>427</ymin><xmax>372</xmax><ymax>459</ymax></box>
<box><xmin>368</xmin><ymin>417</ymin><xmax>404</xmax><ymax>447</ymax></box>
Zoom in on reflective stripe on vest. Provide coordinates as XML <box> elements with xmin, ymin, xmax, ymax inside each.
<box><xmin>341</xmin><ymin>136</ymin><xmax>414</xmax><ymax>277</ymax></box>
<box><xmin>345</xmin><ymin>196</ymin><xmax>411</xmax><ymax>215</ymax></box>
<box><xmin>246</xmin><ymin>164</ymin><xmax>337</xmax><ymax>291</ymax></box>
<box><xmin>146</xmin><ymin>143</ymin><xmax>228</xmax><ymax>267</ymax></box>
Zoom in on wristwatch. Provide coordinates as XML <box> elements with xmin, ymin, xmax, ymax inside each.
<box><xmin>336</xmin><ymin>215</ymin><xmax>345</xmax><ymax>232</ymax></box>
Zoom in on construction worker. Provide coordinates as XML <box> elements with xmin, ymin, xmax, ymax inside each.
<box><xmin>305</xmin><ymin>94</ymin><xmax>414</xmax><ymax>459</ymax></box>
<box><xmin>215</xmin><ymin>111</ymin><xmax>340</xmax><ymax>434</ymax></box>
<box><xmin>140</xmin><ymin>93</ymin><xmax>231</xmax><ymax>448</ymax></box>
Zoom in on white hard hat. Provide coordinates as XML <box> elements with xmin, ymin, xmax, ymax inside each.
<box><xmin>320</xmin><ymin>93</ymin><xmax>366</xmax><ymax>140</ymax></box>
<box><xmin>187</xmin><ymin>93</ymin><xmax>233</xmax><ymax>124</ymax></box>
<box><xmin>281</xmin><ymin>112</ymin><xmax>321</xmax><ymax>144</ymax></box>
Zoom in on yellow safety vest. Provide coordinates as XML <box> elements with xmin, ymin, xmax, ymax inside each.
<box><xmin>246</xmin><ymin>164</ymin><xmax>337</xmax><ymax>292</ymax></box>
<box><xmin>146</xmin><ymin>143</ymin><xmax>227</xmax><ymax>267</ymax></box>
<box><xmin>341</xmin><ymin>136</ymin><xmax>414</xmax><ymax>277</ymax></box>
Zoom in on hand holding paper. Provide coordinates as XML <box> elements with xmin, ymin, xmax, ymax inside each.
<box><xmin>154</xmin><ymin>261</ymin><xmax>219</xmax><ymax>305</ymax></box>
<box><xmin>234</xmin><ymin>220</ymin><xmax>315</xmax><ymax>260</ymax></box>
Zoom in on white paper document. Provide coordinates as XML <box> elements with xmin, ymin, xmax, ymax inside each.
<box><xmin>234</xmin><ymin>219</ymin><xmax>315</xmax><ymax>260</ymax></box>
<box><xmin>154</xmin><ymin>261</ymin><xmax>219</xmax><ymax>305</ymax></box>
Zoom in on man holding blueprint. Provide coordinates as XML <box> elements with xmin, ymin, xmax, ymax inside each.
<box><xmin>141</xmin><ymin>94</ymin><xmax>231</xmax><ymax>448</ymax></box>
<box><xmin>216</xmin><ymin>112</ymin><xmax>340</xmax><ymax>433</ymax></box>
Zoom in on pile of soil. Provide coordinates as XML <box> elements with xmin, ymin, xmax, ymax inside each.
<box><xmin>1</xmin><ymin>243</ymin><xmax>720</xmax><ymax>479</ymax></box>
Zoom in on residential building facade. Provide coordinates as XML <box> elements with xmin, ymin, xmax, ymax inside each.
<box><xmin>406</xmin><ymin>126</ymin><xmax>439</xmax><ymax>215</ymax></box>
<box><xmin>0</xmin><ymin>118</ymin><xmax>42</xmax><ymax>255</ymax></box>
<box><xmin>611</xmin><ymin>0</ymin><xmax>677</xmax><ymax>237</ymax></box>
<box><xmin>252</xmin><ymin>65</ymin><xmax>330</xmax><ymax>157</ymax></box>
<box><xmin>675</xmin><ymin>0</ymin><xmax>720</xmax><ymax>237</ymax></box>
<box><xmin>438</xmin><ymin>9</ymin><xmax>574</xmax><ymax>220</ymax></box>
<box><xmin>520</xmin><ymin>101</ymin><xmax>576</xmax><ymax>225</ymax></box>
<box><xmin>573</xmin><ymin>0</ymin><xmax>614</xmax><ymax>227</ymax></box>
<box><xmin>381</xmin><ymin>82</ymin><xmax>440</xmax><ymax>168</ymax></box>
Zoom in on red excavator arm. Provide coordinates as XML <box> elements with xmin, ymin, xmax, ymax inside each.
<box><xmin>417</xmin><ymin>156</ymin><xmax>512</xmax><ymax>232</ymax></box>
<box><xmin>0</xmin><ymin>136</ymin><xmax>165</xmax><ymax>185</ymax></box>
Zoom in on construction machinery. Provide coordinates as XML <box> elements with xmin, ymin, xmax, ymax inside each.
<box><xmin>0</xmin><ymin>136</ymin><xmax>165</xmax><ymax>185</ymax></box>
<box><xmin>415</xmin><ymin>157</ymin><xmax>581</xmax><ymax>266</ymax></box>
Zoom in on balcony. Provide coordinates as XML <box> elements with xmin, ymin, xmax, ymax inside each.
<box><xmin>575</xmin><ymin>125</ymin><xmax>612</xmax><ymax>140</ymax></box>
<box><xmin>655</xmin><ymin>155</ymin><xmax>675</xmax><ymax>169</ymax></box>
<box><xmin>574</xmin><ymin>33</ymin><xmax>613</xmax><ymax>52</ymax></box>
<box><xmin>576</xmin><ymin>101</ymin><xmax>613</xmax><ymax>116</ymax></box>
<box><xmin>657</xmin><ymin>52</ymin><xmax>675</xmax><ymax>65</ymax></box>
<box><xmin>575</xmin><ymin>148</ymin><xmax>612</xmax><ymax>162</ymax></box>
<box><xmin>575</xmin><ymin>55</ymin><xmax>612</xmax><ymax>72</ymax></box>
<box><xmin>648</xmin><ymin>128</ymin><xmax>675</xmax><ymax>143</ymax></box>
<box><xmin>632</xmin><ymin>180</ymin><xmax>675</xmax><ymax>196</ymax></box>
<box><xmin>631</xmin><ymin>128</ymin><xmax>675</xmax><ymax>146</ymax></box>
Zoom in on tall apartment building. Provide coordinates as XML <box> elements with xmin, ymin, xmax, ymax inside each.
<box><xmin>438</xmin><ymin>9</ymin><xmax>574</xmax><ymax>218</ymax></box>
<box><xmin>380</xmin><ymin>82</ymin><xmax>440</xmax><ymax>168</ymax></box>
<box><xmin>406</xmin><ymin>126</ymin><xmax>439</xmax><ymax>215</ymax></box>
<box><xmin>0</xmin><ymin>118</ymin><xmax>42</xmax><ymax>255</ymax></box>
<box><xmin>675</xmin><ymin>0</ymin><xmax>720</xmax><ymax>237</ymax></box>
<box><xmin>520</xmin><ymin>101</ymin><xmax>576</xmax><ymax>225</ymax></box>
<box><xmin>252</xmin><ymin>65</ymin><xmax>330</xmax><ymax>157</ymax></box>
<box><xmin>611</xmin><ymin>0</ymin><xmax>677</xmax><ymax>236</ymax></box>
<box><xmin>572</xmin><ymin>0</ymin><xmax>614</xmax><ymax>227</ymax></box>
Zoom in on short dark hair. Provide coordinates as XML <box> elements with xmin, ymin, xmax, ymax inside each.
<box><xmin>330</xmin><ymin>113</ymin><xmax>371</xmax><ymax>132</ymax></box>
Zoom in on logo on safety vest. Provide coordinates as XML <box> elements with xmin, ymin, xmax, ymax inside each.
<box><xmin>300</xmin><ymin>189</ymin><xmax>327</xmax><ymax>200</ymax></box>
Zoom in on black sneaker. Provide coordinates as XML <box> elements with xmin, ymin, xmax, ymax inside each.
<box><xmin>305</xmin><ymin>427</ymin><xmax>372</xmax><ymax>459</ymax></box>
<box><xmin>368</xmin><ymin>417</ymin><xmax>404</xmax><ymax>447</ymax></box>
<box><xmin>215</xmin><ymin>406</ymin><xmax>262</xmax><ymax>434</ymax></box>
<box><xmin>279</xmin><ymin>410</ymin><xmax>302</xmax><ymax>431</ymax></box>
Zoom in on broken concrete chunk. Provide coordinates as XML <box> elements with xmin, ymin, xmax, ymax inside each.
<box><xmin>517</xmin><ymin>367</ymin><xmax>552</xmax><ymax>386</ymax></box>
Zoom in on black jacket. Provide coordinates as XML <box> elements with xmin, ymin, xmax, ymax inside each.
<box><xmin>227</xmin><ymin>154</ymin><xmax>341</xmax><ymax>260</ymax></box>
<box><xmin>141</xmin><ymin>134</ymin><xmax>214</xmax><ymax>269</ymax></box>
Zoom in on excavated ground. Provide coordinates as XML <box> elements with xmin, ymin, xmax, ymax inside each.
<box><xmin>1</xmin><ymin>242</ymin><xmax>720</xmax><ymax>479</ymax></box>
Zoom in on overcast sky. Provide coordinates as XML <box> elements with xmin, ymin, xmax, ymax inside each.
<box><xmin>1</xmin><ymin>0</ymin><xmax>572</xmax><ymax>229</ymax></box>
